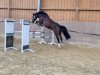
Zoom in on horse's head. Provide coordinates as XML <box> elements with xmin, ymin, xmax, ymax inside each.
<box><xmin>32</xmin><ymin>13</ymin><xmax>39</xmax><ymax>23</ymax></box>
<box><xmin>32</xmin><ymin>11</ymin><xmax>49</xmax><ymax>23</ymax></box>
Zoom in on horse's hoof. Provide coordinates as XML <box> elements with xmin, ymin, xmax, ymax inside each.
<box><xmin>58</xmin><ymin>43</ymin><xmax>61</xmax><ymax>48</ymax></box>
<box><xmin>61</xmin><ymin>43</ymin><xmax>64</xmax><ymax>46</ymax></box>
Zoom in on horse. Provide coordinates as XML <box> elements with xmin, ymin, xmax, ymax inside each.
<box><xmin>32</xmin><ymin>11</ymin><xmax>71</xmax><ymax>48</ymax></box>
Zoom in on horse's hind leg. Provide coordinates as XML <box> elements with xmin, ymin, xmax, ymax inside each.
<box><xmin>59</xmin><ymin>34</ymin><xmax>63</xmax><ymax>46</ymax></box>
<box><xmin>55</xmin><ymin>34</ymin><xmax>61</xmax><ymax>48</ymax></box>
<box><xmin>59</xmin><ymin>31</ymin><xmax>63</xmax><ymax>45</ymax></box>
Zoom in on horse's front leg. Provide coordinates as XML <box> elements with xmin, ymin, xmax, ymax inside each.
<box><xmin>36</xmin><ymin>21</ymin><xmax>43</xmax><ymax>27</ymax></box>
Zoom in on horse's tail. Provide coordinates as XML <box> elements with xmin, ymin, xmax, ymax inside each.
<box><xmin>60</xmin><ymin>25</ymin><xmax>71</xmax><ymax>40</ymax></box>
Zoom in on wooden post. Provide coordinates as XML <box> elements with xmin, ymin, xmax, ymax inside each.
<box><xmin>8</xmin><ymin>0</ymin><xmax>11</xmax><ymax>18</ymax></box>
<box><xmin>76</xmin><ymin>0</ymin><xmax>80</xmax><ymax>22</ymax></box>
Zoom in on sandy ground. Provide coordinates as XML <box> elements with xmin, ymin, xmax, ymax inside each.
<box><xmin>0</xmin><ymin>37</ymin><xmax>100</xmax><ymax>75</ymax></box>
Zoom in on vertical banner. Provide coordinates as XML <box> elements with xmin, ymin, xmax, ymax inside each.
<box><xmin>21</xmin><ymin>20</ymin><xmax>30</xmax><ymax>50</ymax></box>
<box><xmin>4</xmin><ymin>19</ymin><xmax>14</xmax><ymax>51</ymax></box>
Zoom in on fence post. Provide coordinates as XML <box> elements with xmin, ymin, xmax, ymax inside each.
<box><xmin>8</xmin><ymin>0</ymin><xmax>12</xmax><ymax>18</ymax></box>
<box><xmin>76</xmin><ymin>0</ymin><xmax>80</xmax><ymax>22</ymax></box>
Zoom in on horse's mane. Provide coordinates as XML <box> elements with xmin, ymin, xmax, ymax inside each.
<box><xmin>37</xmin><ymin>11</ymin><xmax>49</xmax><ymax>17</ymax></box>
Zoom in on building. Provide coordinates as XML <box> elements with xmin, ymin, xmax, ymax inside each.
<box><xmin>0</xmin><ymin>0</ymin><xmax>100</xmax><ymax>22</ymax></box>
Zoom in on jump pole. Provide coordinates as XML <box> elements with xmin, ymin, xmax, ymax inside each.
<box><xmin>48</xmin><ymin>31</ymin><xmax>57</xmax><ymax>45</ymax></box>
<box><xmin>39</xmin><ymin>27</ymin><xmax>47</xmax><ymax>44</ymax></box>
